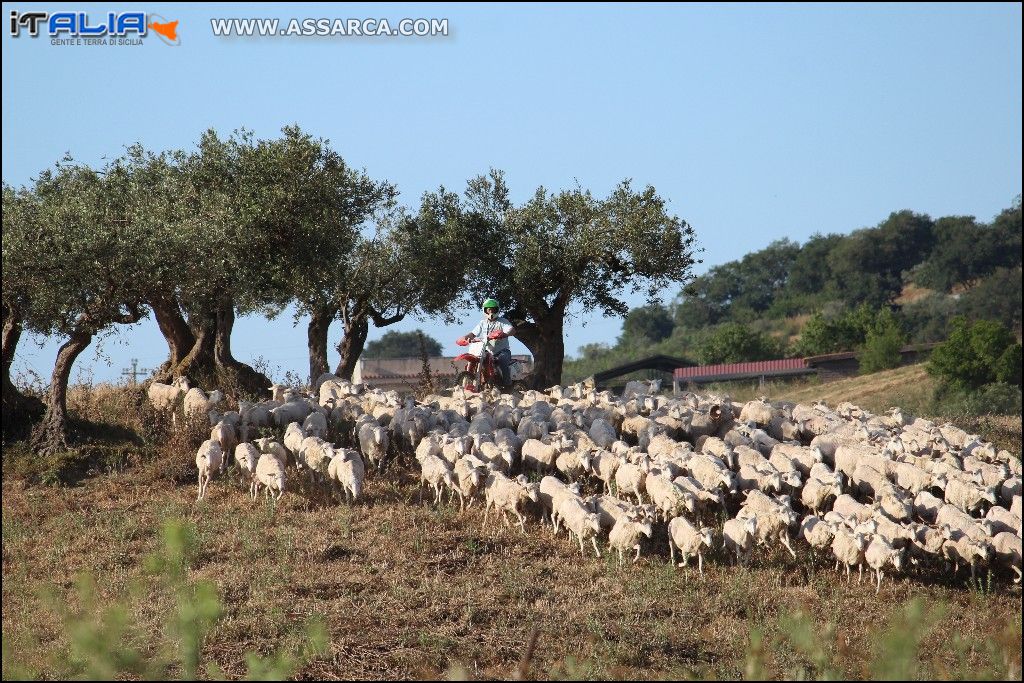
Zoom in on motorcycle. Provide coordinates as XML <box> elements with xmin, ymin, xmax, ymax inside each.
<box><xmin>452</xmin><ymin>330</ymin><xmax>527</xmax><ymax>393</ymax></box>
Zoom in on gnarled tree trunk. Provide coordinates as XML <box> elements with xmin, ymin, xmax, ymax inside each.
<box><xmin>2</xmin><ymin>301</ymin><xmax>44</xmax><ymax>434</ymax></box>
<box><xmin>150</xmin><ymin>294</ymin><xmax>195</xmax><ymax>375</ymax></box>
<box><xmin>334</xmin><ymin>315</ymin><xmax>369</xmax><ymax>381</ymax></box>
<box><xmin>307</xmin><ymin>304</ymin><xmax>337</xmax><ymax>386</ymax></box>
<box><xmin>30</xmin><ymin>330</ymin><xmax>93</xmax><ymax>456</ymax></box>
<box><xmin>511</xmin><ymin>310</ymin><xmax>565</xmax><ymax>389</ymax></box>
<box><xmin>213</xmin><ymin>302</ymin><xmax>272</xmax><ymax>395</ymax></box>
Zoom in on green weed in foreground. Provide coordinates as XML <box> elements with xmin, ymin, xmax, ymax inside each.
<box><xmin>1</xmin><ymin>520</ymin><xmax>328</xmax><ymax>680</ymax></box>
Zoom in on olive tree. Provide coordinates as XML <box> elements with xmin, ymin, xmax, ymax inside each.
<box><xmin>431</xmin><ymin>170</ymin><xmax>699</xmax><ymax>388</ymax></box>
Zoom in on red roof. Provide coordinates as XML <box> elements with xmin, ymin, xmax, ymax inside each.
<box><xmin>673</xmin><ymin>358</ymin><xmax>809</xmax><ymax>379</ymax></box>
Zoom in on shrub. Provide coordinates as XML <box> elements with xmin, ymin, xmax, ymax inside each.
<box><xmin>927</xmin><ymin>317</ymin><xmax>1021</xmax><ymax>391</ymax></box>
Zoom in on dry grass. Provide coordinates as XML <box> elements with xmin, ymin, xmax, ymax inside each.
<box><xmin>3</xmin><ymin>462</ymin><xmax>1022</xmax><ymax>680</ymax></box>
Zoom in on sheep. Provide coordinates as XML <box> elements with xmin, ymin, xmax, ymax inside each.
<box><xmin>875</xmin><ymin>485</ymin><xmax>914</xmax><ymax>524</ymax></box>
<box><xmin>801</xmin><ymin>477</ymin><xmax>841</xmax><ymax>516</ymax></box>
<box><xmin>589</xmin><ymin>418</ymin><xmax>617</xmax><ymax>449</ymax></box>
<box><xmin>234</xmin><ymin>443</ymin><xmax>261</xmax><ymax>499</ymax></box>
<box><xmin>943</xmin><ymin>477</ymin><xmax>998</xmax><ymax>515</ymax></box>
<box><xmin>582</xmin><ymin>450</ymin><xmax>621</xmax><ymax>495</ymax></box>
<box><xmin>737</xmin><ymin>463</ymin><xmax>783</xmax><ymax>495</ymax></box>
<box><xmin>592</xmin><ymin>494</ymin><xmax>646</xmax><ymax>533</ymax></box>
<box><xmin>832</xmin><ymin>494</ymin><xmax>877</xmax><ymax>525</ymax></box>
<box><xmin>254</xmin><ymin>451</ymin><xmax>286</xmax><ymax>501</ymax></box>
<box><xmin>800</xmin><ymin>516</ymin><xmax>836</xmax><ymax>558</ymax></box>
<box><xmin>327</xmin><ymin>448</ymin><xmax>364</xmax><ymax>503</ymax></box>
<box><xmin>738</xmin><ymin>507</ymin><xmax>798</xmax><ymax>560</ymax></box>
<box><xmin>418</xmin><ymin>454</ymin><xmax>457</xmax><ymax>505</ymax></box>
<box><xmin>453</xmin><ymin>457</ymin><xmax>489</xmax><ymax>511</ymax></box>
<box><xmin>985</xmin><ymin>505</ymin><xmax>1021</xmax><ymax>536</ymax></box>
<box><xmin>521</xmin><ymin>435</ymin><xmax>571</xmax><ymax>474</ymax></box>
<box><xmin>990</xmin><ymin>531</ymin><xmax>1022</xmax><ymax>583</ymax></box>
<box><xmin>645</xmin><ymin>470</ymin><xmax>697</xmax><ymax>522</ymax></box>
<box><xmin>609</xmin><ymin>515</ymin><xmax>654</xmax><ymax>565</ymax></box>
<box><xmin>252</xmin><ymin>437</ymin><xmax>288</xmax><ymax>467</ymax></box>
<box><xmin>935</xmin><ymin>504</ymin><xmax>995</xmax><ymax>543</ymax></box>
<box><xmin>195</xmin><ymin>439</ymin><xmax>223</xmax><ymax>501</ymax></box>
<box><xmin>667</xmin><ymin>516</ymin><xmax>714</xmax><ymax>574</ymax></box>
<box><xmin>722</xmin><ymin>515</ymin><xmax>758</xmax><ymax>566</ymax></box>
<box><xmin>553</xmin><ymin>495</ymin><xmax>603</xmax><ymax>557</ymax></box>
<box><xmin>270</xmin><ymin>400</ymin><xmax>312</xmax><ymax>429</ymax></box>
<box><xmin>356</xmin><ymin>419</ymin><xmax>389</xmax><ymax>471</ymax></box>
<box><xmin>614</xmin><ymin>455</ymin><xmax>651</xmax><ymax>505</ymax></box>
<box><xmin>440</xmin><ymin>435</ymin><xmax>473</xmax><ymax>466</ymax></box>
<box><xmin>889</xmin><ymin>461</ymin><xmax>946</xmax><ymax>496</ymax></box>
<box><xmin>302</xmin><ymin>410</ymin><xmax>328</xmax><ymax>439</ymax></box>
<box><xmin>865</xmin><ymin>536</ymin><xmax>904</xmax><ymax>593</ymax></box>
<box><xmin>483</xmin><ymin>472</ymin><xmax>539</xmax><ymax>535</ymax></box>
<box><xmin>184</xmin><ymin>388</ymin><xmax>224</xmax><ymax>419</ymax></box>
<box><xmin>208</xmin><ymin>419</ymin><xmax>238</xmax><ymax>474</ymax></box>
<box><xmin>941</xmin><ymin>531</ymin><xmax>992</xmax><ymax>580</ymax></box>
<box><xmin>538</xmin><ymin>476</ymin><xmax>582</xmax><ymax>529</ymax></box>
<box><xmin>770</xmin><ymin>444</ymin><xmax>822</xmax><ymax>479</ymax></box>
<box><xmin>1001</xmin><ymin>477</ymin><xmax>1022</xmax><ymax>506</ymax></box>
<box><xmin>686</xmin><ymin>454</ymin><xmax>736</xmax><ymax>494</ymax></box>
<box><xmin>831</xmin><ymin>527</ymin><xmax>869</xmax><ymax>583</ymax></box>
<box><xmin>147</xmin><ymin>376</ymin><xmax>191</xmax><ymax>412</ymax></box>
<box><xmin>913</xmin><ymin>490</ymin><xmax>944</xmax><ymax>524</ymax></box>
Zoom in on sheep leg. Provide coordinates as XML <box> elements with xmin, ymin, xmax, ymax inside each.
<box><xmin>858</xmin><ymin>563</ymin><xmax>863</xmax><ymax>584</ymax></box>
<box><xmin>876</xmin><ymin>569</ymin><xmax>883</xmax><ymax>595</ymax></box>
<box><xmin>698</xmin><ymin>553</ymin><xmax>704</xmax><ymax>576</ymax></box>
<box><xmin>780</xmin><ymin>532</ymin><xmax>797</xmax><ymax>560</ymax></box>
<box><xmin>633</xmin><ymin>544</ymin><xmax>641</xmax><ymax>563</ymax></box>
<box><xmin>845</xmin><ymin>563</ymin><xmax>851</xmax><ymax>583</ymax></box>
<box><xmin>669</xmin><ymin>539</ymin><xmax>676</xmax><ymax>566</ymax></box>
<box><xmin>1012</xmin><ymin>566</ymin><xmax>1021</xmax><ymax>584</ymax></box>
<box><xmin>592</xmin><ymin>537</ymin><xmax>601</xmax><ymax>558</ymax></box>
<box><xmin>482</xmin><ymin>501</ymin><xmax>490</xmax><ymax>531</ymax></box>
<box><xmin>517</xmin><ymin>512</ymin><xmax>527</xmax><ymax>536</ymax></box>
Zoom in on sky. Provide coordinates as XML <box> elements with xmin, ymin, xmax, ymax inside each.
<box><xmin>3</xmin><ymin>3</ymin><xmax>1021</xmax><ymax>385</ymax></box>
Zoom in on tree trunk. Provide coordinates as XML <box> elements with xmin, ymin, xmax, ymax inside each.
<box><xmin>307</xmin><ymin>304</ymin><xmax>337</xmax><ymax>386</ymax></box>
<box><xmin>31</xmin><ymin>330</ymin><xmax>93</xmax><ymax>456</ymax></box>
<box><xmin>334</xmin><ymin>315</ymin><xmax>369</xmax><ymax>381</ymax></box>
<box><xmin>212</xmin><ymin>302</ymin><xmax>272</xmax><ymax>396</ymax></box>
<box><xmin>170</xmin><ymin>310</ymin><xmax>218</xmax><ymax>388</ymax></box>
<box><xmin>150</xmin><ymin>295</ymin><xmax>195</xmax><ymax>377</ymax></box>
<box><xmin>513</xmin><ymin>313</ymin><xmax>565</xmax><ymax>389</ymax></box>
<box><xmin>2</xmin><ymin>301</ymin><xmax>44</xmax><ymax>434</ymax></box>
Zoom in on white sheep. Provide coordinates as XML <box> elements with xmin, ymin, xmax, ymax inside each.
<box><xmin>722</xmin><ymin>515</ymin><xmax>758</xmax><ymax>566</ymax></box>
<box><xmin>453</xmin><ymin>456</ymin><xmax>488</xmax><ymax>511</ymax></box>
<box><xmin>667</xmin><ymin>516</ymin><xmax>714</xmax><ymax>574</ymax></box>
<box><xmin>831</xmin><ymin>527</ymin><xmax>869</xmax><ymax>583</ymax></box>
<box><xmin>482</xmin><ymin>472</ymin><xmax>539</xmax><ymax>535</ymax></box>
<box><xmin>586</xmin><ymin>450</ymin><xmax>623</xmax><ymax>494</ymax></box>
<box><xmin>865</xmin><ymin>536</ymin><xmax>904</xmax><ymax>594</ymax></box>
<box><xmin>328</xmin><ymin>448</ymin><xmax>365</xmax><ymax>503</ymax></box>
<box><xmin>943</xmin><ymin>477</ymin><xmax>998</xmax><ymax>515</ymax></box>
<box><xmin>209</xmin><ymin>420</ymin><xmax>237</xmax><ymax>474</ymax></box>
<box><xmin>357</xmin><ymin>420</ymin><xmax>389</xmax><ymax>471</ymax></box>
<box><xmin>614</xmin><ymin>455</ymin><xmax>651</xmax><ymax>505</ymax></box>
<box><xmin>645</xmin><ymin>471</ymin><xmax>696</xmax><ymax>522</ymax></box>
<box><xmin>254</xmin><ymin>452</ymin><xmax>286</xmax><ymax>501</ymax></box>
<box><xmin>195</xmin><ymin>439</ymin><xmax>223</xmax><ymax>501</ymax></box>
<box><xmin>302</xmin><ymin>410</ymin><xmax>328</xmax><ymax>439</ymax></box>
<box><xmin>234</xmin><ymin>443</ymin><xmax>261</xmax><ymax>499</ymax></box>
<box><xmin>147</xmin><ymin>376</ymin><xmax>191</xmax><ymax>413</ymax></box>
<box><xmin>419</xmin><ymin>454</ymin><xmax>456</xmax><ymax>505</ymax></box>
<box><xmin>990</xmin><ymin>531</ymin><xmax>1022</xmax><ymax>583</ymax></box>
<box><xmin>609</xmin><ymin>515</ymin><xmax>653</xmax><ymax>565</ymax></box>
<box><xmin>555</xmin><ymin>495</ymin><xmax>603</xmax><ymax>557</ymax></box>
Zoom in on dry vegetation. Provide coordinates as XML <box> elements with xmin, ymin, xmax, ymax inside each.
<box><xmin>3</xmin><ymin>375</ymin><xmax>1022</xmax><ymax>680</ymax></box>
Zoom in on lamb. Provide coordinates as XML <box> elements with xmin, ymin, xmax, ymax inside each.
<box><xmin>737</xmin><ymin>463</ymin><xmax>783</xmax><ymax>495</ymax></box>
<box><xmin>667</xmin><ymin>516</ymin><xmax>715</xmax><ymax>574</ymax></box>
<box><xmin>738</xmin><ymin>507</ymin><xmax>798</xmax><ymax>560</ymax></box>
<box><xmin>327</xmin><ymin>448</ymin><xmax>364</xmax><ymax>503</ymax></box>
<box><xmin>209</xmin><ymin>420</ymin><xmax>237</xmax><ymax>474</ymax></box>
<box><xmin>521</xmin><ymin>435</ymin><xmax>571</xmax><ymax>474</ymax></box>
<box><xmin>831</xmin><ymin>527</ymin><xmax>869</xmax><ymax>583</ymax></box>
<box><xmin>254</xmin><ymin>451</ymin><xmax>286</xmax><ymax>501</ymax></box>
<box><xmin>935</xmin><ymin>504</ymin><xmax>995</xmax><ymax>543</ymax></box>
<box><xmin>865</xmin><ymin>536</ymin><xmax>904</xmax><ymax>594</ymax></box>
<box><xmin>483</xmin><ymin>472</ymin><xmax>540</xmax><ymax>535</ymax></box>
<box><xmin>184</xmin><ymin>388</ymin><xmax>224</xmax><ymax>419</ymax></box>
<box><xmin>551</xmin><ymin>495</ymin><xmax>602</xmax><ymax>557</ymax></box>
<box><xmin>233</xmin><ymin>443</ymin><xmax>261</xmax><ymax>499</ymax></box>
<box><xmin>686</xmin><ymin>454</ymin><xmax>736</xmax><ymax>494</ymax></box>
<box><xmin>943</xmin><ymin>477</ymin><xmax>998</xmax><ymax>515</ymax></box>
<box><xmin>592</xmin><ymin>494</ymin><xmax>641</xmax><ymax>533</ymax></box>
<box><xmin>418</xmin><ymin>454</ymin><xmax>457</xmax><ymax>505</ymax></box>
<box><xmin>722</xmin><ymin>515</ymin><xmax>758</xmax><ymax>566</ymax></box>
<box><xmin>801</xmin><ymin>476</ymin><xmax>841</xmax><ymax>516</ymax></box>
<box><xmin>990</xmin><ymin>531</ymin><xmax>1022</xmax><ymax>583</ymax></box>
<box><xmin>253</xmin><ymin>437</ymin><xmax>288</xmax><ymax>467</ymax></box>
<box><xmin>608</xmin><ymin>515</ymin><xmax>654</xmax><ymax>565</ymax></box>
<box><xmin>832</xmin><ymin>494</ymin><xmax>877</xmax><ymax>525</ymax></box>
<box><xmin>889</xmin><ymin>461</ymin><xmax>946</xmax><ymax>496</ymax></box>
<box><xmin>195</xmin><ymin>439</ymin><xmax>223</xmax><ymax>501</ymax></box>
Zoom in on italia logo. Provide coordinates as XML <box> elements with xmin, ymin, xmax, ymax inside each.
<box><xmin>9</xmin><ymin>11</ymin><xmax>181</xmax><ymax>45</ymax></box>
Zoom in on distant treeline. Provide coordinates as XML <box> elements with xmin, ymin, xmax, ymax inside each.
<box><xmin>565</xmin><ymin>199</ymin><xmax>1022</xmax><ymax>381</ymax></box>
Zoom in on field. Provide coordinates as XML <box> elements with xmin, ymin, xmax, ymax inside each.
<box><xmin>2</xmin><ymin>373</ymin><xmax>1022</xmax><ymax>680</ymax></box>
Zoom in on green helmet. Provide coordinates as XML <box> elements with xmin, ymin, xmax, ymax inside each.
<box><xmin>482</xmin><ymin>298</ymin><xmax>499</xmax><ymax>312</ymax></box>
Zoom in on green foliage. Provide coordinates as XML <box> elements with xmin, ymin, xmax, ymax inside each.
<box><xmin>620</xmin><ymin>304</ymin><xmax>674</xmax><ymax>345</ymax></box>
<box><xmin>857</xmin><ymin>308</ymin><xmax>908</xmax><ymax>373</ymax></box>
<box><xmin>912</xmin><ymin>215</ymin><xmax>1014</xmax><ymax>292</ymax></box>
<box><xmin>696</xmin><ymin>322</ymin><xmax>783</xmax><ymax>365</ymax></box>
<box><xmin>928</xmin><ymin>317</ymin><xmax>1022</xmax><ymax>391</ymax></box>
<box><xmin>955</xmin><ymin>266</ymin><xmax>1023</xmax><ymax>333</ymax></box>
<box><xmin>789</xmin><ymin>303</ymin><xmax>878</xmax><ymax>357</ymax></box>
<box><xmin>365</xmin><ymin>330</ymin><xmax>443</xmax><ymax>358</ymax></box>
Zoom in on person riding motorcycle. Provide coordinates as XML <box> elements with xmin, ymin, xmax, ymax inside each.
<box><xmin>462</xmin><ymin>298</ymin><xmax>516</xmax><ymax>386</ymax></box>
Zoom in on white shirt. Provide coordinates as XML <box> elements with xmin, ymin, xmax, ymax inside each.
<box><xmin>470</xmin><ymin>316</ymin><xmax>515</xmax><ymax>354</ymax></box>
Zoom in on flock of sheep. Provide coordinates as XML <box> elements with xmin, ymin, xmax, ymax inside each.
<box><xmin>148</xmin><ymin>374</ymin><xmax>1023</xmax><ymax>592</ymax></box>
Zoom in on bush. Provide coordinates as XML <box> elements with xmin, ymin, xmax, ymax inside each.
<box><xmin>927</xmin><ymin>317</ymin><xmax>1021</xmax><ymax>391</ymax></box>
<box><xmin>932</xmin><ymin>382</ymin><xmax>1023</xmax><ymax>417</ymax></box>
<box><xmin>696</xmin><ymin>322</ymin><xmax>783</xmax><ymax>365</ymax></box>
<box><xmin>857</xmin><ymin>308</ymin><xmax>908</xmax><ymax>374</ymax></box>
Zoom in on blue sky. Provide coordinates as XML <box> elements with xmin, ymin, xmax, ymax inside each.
<box><xmin>3</xmin><ymin>3</ymin><xmax>1021</xmax><ymax>385</ymax></box>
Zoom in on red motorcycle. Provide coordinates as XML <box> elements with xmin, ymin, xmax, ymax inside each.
<box><xmin>452</xmin><ymin>331</ymin><xmax>526</xmax><ymax>392</ymax></box>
